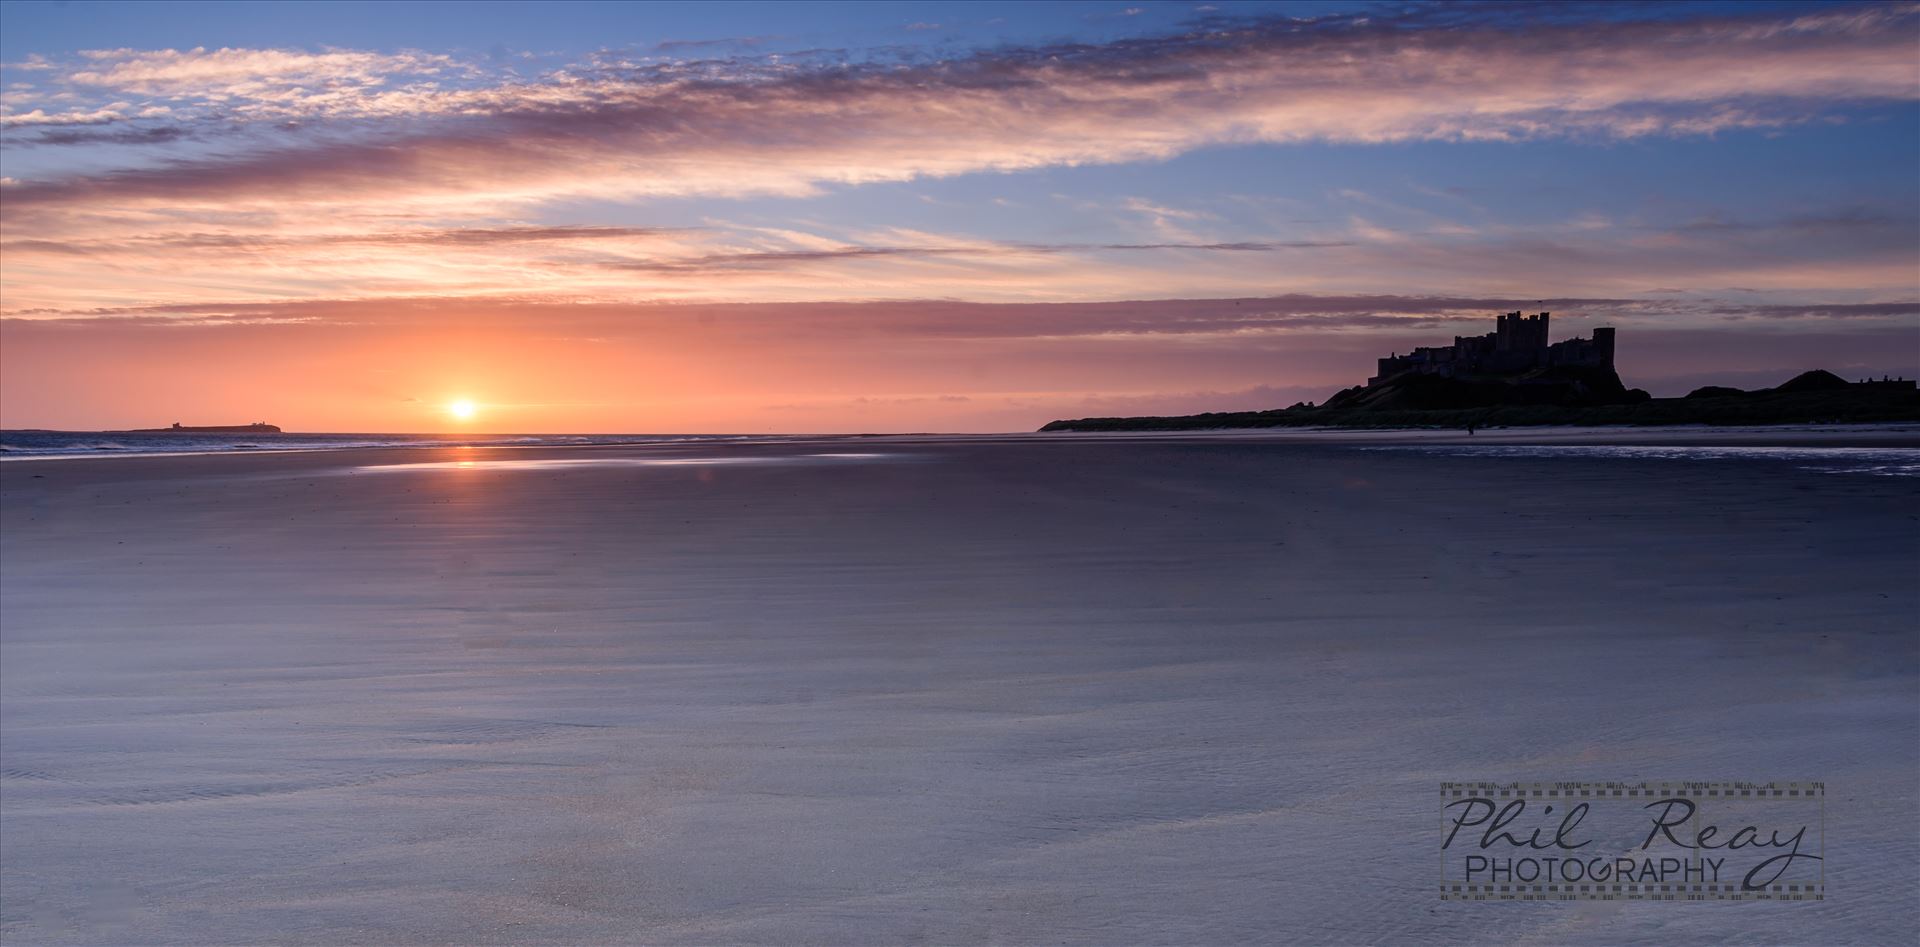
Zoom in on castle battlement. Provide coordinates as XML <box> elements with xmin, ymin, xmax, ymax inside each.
<box><xmin>1369</xmin><ymin>311</ymin><xmax>1615</xmax><ymax>386</ymax></box>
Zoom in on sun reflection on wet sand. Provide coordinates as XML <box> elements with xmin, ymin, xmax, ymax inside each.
<box><xmin>357</xmin><ymin>452</ymin><xmax>896</xmax><ymax>473</ymax></box>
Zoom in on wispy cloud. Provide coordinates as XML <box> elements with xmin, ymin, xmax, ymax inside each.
<box><xmin>11</xmin><ymin>293</ymin><xmax>1913</xmax><ymax>336</ymax></box>
<box><xmin>3</xmin><ymin>3</ymin><xmax>1914</xmax><ymax>220</ymax></box>
<box><xmin>2</xmin><ymin>204</ymin><xmax>1911</xmax><ymax>317</ymax></box>
<box><xmin>1</xmin><ymin>225</ymin><xmax>684</xmax><ymax>256</ymax></box>
<box><xmin>61</xmin><ymin>46</ymin><xmax>458</xmax><ymax>97</ymax></box>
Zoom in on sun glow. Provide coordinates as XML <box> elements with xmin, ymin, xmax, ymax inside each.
<box><xmin>447</xmin><ymin>399</ymin><xmax>477</xmax><ymax>420</ymax></box>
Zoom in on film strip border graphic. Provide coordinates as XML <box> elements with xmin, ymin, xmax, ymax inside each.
<box><xmin>1440</xmin><ymin>782</ymin><xmax>1824</xmax><ymax>901</ymax></box>
<box><xmin>1441</xmin><ymin>781</ymin><xmax>1824</xmax><ymax>798</ymax></box>
<box><xmin>1440</xmin><ymin>883</ymin><xmax>1824</xmax><ymax>902</ymax></box>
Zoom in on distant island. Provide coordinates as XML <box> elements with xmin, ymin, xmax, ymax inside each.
<box><xmin>123</xmin><ymin>422</ymin><xmax>284</xmax><ymax>434</ymax></box>
<box><xmin>1042</xmin><ymin>311</ymin><xmax>1919</xmax><ymax>431</ymax></box>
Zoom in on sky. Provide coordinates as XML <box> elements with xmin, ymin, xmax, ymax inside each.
<box><xmin>1</xmin><ymin>0</ymin><xmax>1916</xmax><ymax>433</ymax></box>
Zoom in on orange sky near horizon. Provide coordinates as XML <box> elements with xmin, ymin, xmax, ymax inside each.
<box><xmin>5</xmin><ymin>297</ymin><xmax>1914</xmax><ymax>433</ymax></box>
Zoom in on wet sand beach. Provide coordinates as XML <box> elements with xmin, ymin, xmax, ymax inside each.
<box><xmin>3</xmin><ymin>433</ymin><xmax>1916</xmax><ymax>944</ymax></box>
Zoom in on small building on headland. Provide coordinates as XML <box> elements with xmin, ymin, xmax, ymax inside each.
<box><xmin>1369</xmin><ymin>312</ymin><xmax>1613</xmax><ymax>385</ymax></box>
<box><xmin>1855</xmin><ymin>376</ymin><xmax>1917</xmax><ymax>392</ymax></box>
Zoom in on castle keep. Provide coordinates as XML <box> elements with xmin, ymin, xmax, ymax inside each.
<box><xmin>1369</xmin><ymin>312</ymin><xmax>1615</xmax><ymax>385</ymax></box>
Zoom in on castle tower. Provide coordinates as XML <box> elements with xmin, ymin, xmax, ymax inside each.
<box><xmin>1592</xmin><ymin>326</ymin><xmax>1616</xmax><ymax>367</ymax></box>
<box><xmin>1494</xmin><ymin>311</ymin><xmax>1520</xmax><ymax>353</ymax></box>
<box><xmin>1494</xmin><ymin>311</ymin><xmax>1550</xmax><ymax>367</ymax></box>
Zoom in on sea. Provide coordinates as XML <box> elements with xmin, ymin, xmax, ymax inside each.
<box><xmin>6</xmin><ymin>429</ymin><xmax>1918</xmax><ymax>477</ymax></box>
<box><xmin>1360</xmin><ymin>443</ymin><xmax>1920</xmax><ymax>476</ymax></box>
<box><xmin>0</xmin><ymin>430</ymin><xmax>788</xmax><ymax>459</ymax></box>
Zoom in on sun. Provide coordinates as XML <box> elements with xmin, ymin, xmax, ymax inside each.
<box><xmin>447</xmin><ymin>399</ymin><xmax>477</xmax><ymax>420</ymax></box>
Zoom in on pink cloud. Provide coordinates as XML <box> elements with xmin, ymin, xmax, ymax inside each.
<box><xmin>3</xmin><ymin>4</ymin><xmax>1915</xmax><ymax>218</ymax></box>
<box><xmin>3</xmin><ymin>208</ymin><xmax>1911</xmax><ymax>318</ymax></box>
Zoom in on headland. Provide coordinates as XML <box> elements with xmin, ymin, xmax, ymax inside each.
<box><xmin>122</xmin><ymin>422</ymin><xmax>283</xmax><ymax>434</ymax></box>
<box><xmin>1042</xmin><ymin>312</ymin><xmax>1918</xmax><ymax>431</ymax></box>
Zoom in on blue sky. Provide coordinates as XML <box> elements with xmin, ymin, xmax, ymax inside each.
<box><xmin>0</xmin><ymin>1</ymin><xmax>1853</xmax><ymax>59</ymax></box>
<box><xmin>0</xmin><ymin>2</ymin><xmax>1435</xmax><ymax>60</ymax></box>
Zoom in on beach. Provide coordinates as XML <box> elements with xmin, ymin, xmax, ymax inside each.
<box><xmin>2</xmin><ymin>432</ymin><xmax>1916</xmax><ymax>945</ymax></box>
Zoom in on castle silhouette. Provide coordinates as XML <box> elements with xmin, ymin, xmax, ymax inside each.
<box><xmin>1368</xmin><ymin>312</ymin><xmax>1614</xmax><ymax>386</ymax></box>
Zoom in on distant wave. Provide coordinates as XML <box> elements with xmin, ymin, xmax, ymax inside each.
<box><xmin>0</xmin><ymin>432</ymin><xmax>784</xmax><ymax>459</ymax></box>
<box><xmin>1358</xmin><ymin>444</ymin><xmax>1920</xmax><ymax>477</ymax></box>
